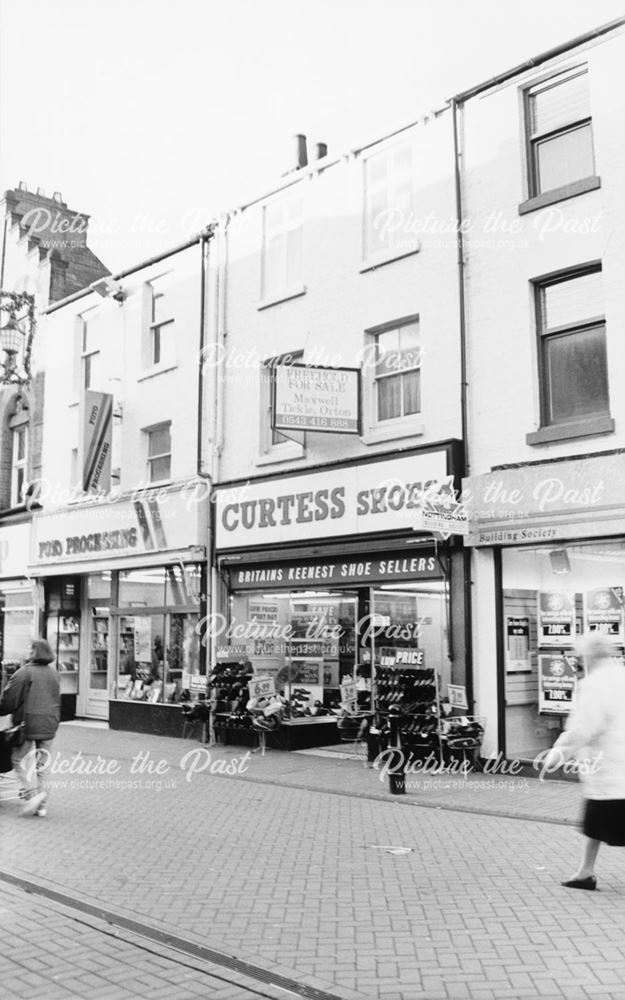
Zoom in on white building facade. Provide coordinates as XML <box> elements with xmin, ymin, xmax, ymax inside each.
<box><xmin>29</xmin><ymin>236</ymin><xmax>212</xmax><ymax>727</ymax></box>
<box><xmin>460</xmin><ymin>21</ymin><xmax>625</xmax><ymax>760</ymax></box>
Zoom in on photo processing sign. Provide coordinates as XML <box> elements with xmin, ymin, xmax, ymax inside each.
<box><xmin>273</xmin><ymin>364</ymin><xmax>360</xmax><ymax>434</ymax></box>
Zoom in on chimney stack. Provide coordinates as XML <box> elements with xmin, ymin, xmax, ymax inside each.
<box><xmin>292</xmin><ymin>134</ymin><xmax>308</xmax><ymax>170</ymax></box>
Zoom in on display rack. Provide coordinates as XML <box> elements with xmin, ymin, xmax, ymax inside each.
<box><xmin>374</xmin><ymin>664</ymin><xmax>443</xmax><ymax>763</ymax></box>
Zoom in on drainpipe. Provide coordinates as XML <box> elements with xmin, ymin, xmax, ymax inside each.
<box><xmin>451</xmin><ymin>97</ymin><xmax>474</xmax><ymax>714</ymax></box>
<box><xmin>196</xmin><ymin>225</ymin><xmax>216</xmax><ymax>682</ymax></box>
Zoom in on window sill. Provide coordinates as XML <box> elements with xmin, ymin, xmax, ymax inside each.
<box><xmin>518</xmin><ymin>176</ymin><xmax>601</xmax><ymax>216</ymax></box>
<box><xmin>361</xmin><ymin>419</ymin><xmax>425</xmax><ymax>445</ymax></box>
<box><xmin>526</xmin><ymin>414</ymin><xmax>614</xmax><ymax>446</ymax></box>
<box><xmin>359</xmin><ymin>245</ymin><xmax>421</xmax><ymax>273</ymax></box>
<box><xmin>257</xmin><ymin>285</ymin><xmax>307</xmax><ymax>311</ymax></box>
<box><xmin>256</xmin><ymin>443</ymin><xmax>306</xmax><ymax>466</ymax></box>
<box><xmin>137</xmin><ymin>362</ymin><xmax>178</xmax><ymax>382</ymax></box>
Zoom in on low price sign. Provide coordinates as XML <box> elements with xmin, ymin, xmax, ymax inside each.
<box><xmin>248</xmin><ymin>676</ymin><xmax>276</xmax><ymax>699</ymax></box>
<box><xmin>538</xmin><ymin>654</ymin><xmax>577</xmax><ymax>715</ymax></box>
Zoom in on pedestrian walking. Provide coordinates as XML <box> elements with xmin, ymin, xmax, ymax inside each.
<box><xmin>544</xmin><ymin>634</ymin><xmax>625</xmax><ymax>891</ymax></box>
<box><xmin>0</xmin><ymin>638</ymin><xmax>60</xmax><ymax>817</ymax></box>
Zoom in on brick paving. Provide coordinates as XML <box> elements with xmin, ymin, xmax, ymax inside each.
<box><xmin>2</xmin><ymin>722</ymin><xmax>625</xmax><ymax>999</ymax></box>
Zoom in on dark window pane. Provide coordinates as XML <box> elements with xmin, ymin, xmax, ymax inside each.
<box><xmin>148</xmin><ymin>425</ymin><xmax>171</xmax><ymax>457</ymax></box>
<box><xmin>535</xmin><ymin>123</ymin><xmax>594</xmax><ymax>193</ymax></box>
<box><xmin>546</xmin><ymin>326</ymin><xmax>609</xmax><ymax>424</ymax></box>
<box><xmin>403</xmin><ymin>370</ymin><xmax>421</xmax><ymax>415</ymax></box>
<box><xmin>149</xmin><ymin>455</ymin><xmax>171</xmax><ymax>482</ymax></box>
<box><xmin>378</xmin><ymin>374</ymin><xmax>402</xmax><ymax>421</ymax></box>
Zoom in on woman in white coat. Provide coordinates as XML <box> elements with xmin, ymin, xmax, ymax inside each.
<box><xmin>545</xmin><ymin>633</ymin><xmax>625</xmax><ymax>891</ymax></box>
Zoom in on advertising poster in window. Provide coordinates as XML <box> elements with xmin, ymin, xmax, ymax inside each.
<box><xmin>538</xmin><ymin>653</ymin><xmax>577</xmax><ymax>714</ymax></box>
<box><xmin>584</xmin><ymin>588</ymin><xmax>624</xmax><ymax>644</ymax></box>
<box><xmin>134</xmin><ymin>618</ymin><xmax>152</xmax><ymax>663</ymax></box>
<box><xmin>538</xmin><ymin>591</ymin><xmax>576</xmax><ymax>647</ymax></box>
<box><xmin>248</xmin><ymin>600</ymin><xmax>279</xmax><ymax>624</ymax></box>
<box><xmin>506</xmin><ymin>616</ymin><xmax>531</xmax><ymax>671</ymax></box>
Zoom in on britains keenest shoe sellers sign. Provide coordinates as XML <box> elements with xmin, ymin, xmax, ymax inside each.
<box><xmin>215</xmin><ymin>450</ymin><xmax>450</xmax><ymax>550</ymax></box>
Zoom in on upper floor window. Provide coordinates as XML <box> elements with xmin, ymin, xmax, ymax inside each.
<box><xmin>535</xmin><ymin>266</ymin><xmax>608</xmax><ymax>427</ymax></box>
<box><xmin>8</xmin><ymin>397</ymin><xmax>28</xmax><ymax>507</ymax></box>
<box><xmin>261</xmin><ymin>193</ymin><xmax>303</xmax><ymax>301</ymax></box>
<box><xmin>146</xmin><ymin>422</ymin><xmax>172</xmax><ymax>483</ymax></box>
<box><xmin>372</xmin><ymin>319</ymin><xmax>421</xmax><ymax>422</ymax></box>
<box><xmin>149</xmin><ymin>274</ymin><xmax>175</xmax><ymax>367</ymax></box>
<box><xmin>81</xmin><ymin>309</ymin><xmax>101</xmax><ymax>390</ymax></box>
<box><xmin>525</xmin><ymin>67</ymin><xmax>595</xmax><ymax>197</ymax></box>
<box><xmin>364</xmin><ymin>142</ymin><xmax>417</xmax><ymax>262</ymax></box>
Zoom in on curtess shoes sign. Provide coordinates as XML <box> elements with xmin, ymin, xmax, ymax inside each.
<box><xmin>215</xmin><ymin>450</ymin><xmax>451</xmax><ymax>550</ymax></box>
<box><xmin>30</xmin><ymin>486</ymin><xmax>205</xmax><ymax>568</ymax></box>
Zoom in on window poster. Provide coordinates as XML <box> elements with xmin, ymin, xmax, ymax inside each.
<box><xmin>134</xmin><ymin>617</ymin><xmax>152</xmax><ymax>663</ymax></box>
<box><xmin>538</xmin><ymin>653</ymin><xmax>577</xmax><ymax>714</ymax></box>
<box><xmin>537</xmin><ymin>591</ymin><xmax>576</xmax><ymax>647</ymax></box>
<box><xmin>506</xmin><ymin>616</ymin><xmax>530</xmax><ymax>671</ymax></box>
<box><xmin>584</xmin><ymin>588</ymin><xmax>624</xmax><ymax>644</ymax></box>
<box><xmin>248</xmin><ymin>600</ymin><xmax>279</xmax><ymax>623</ymax></box>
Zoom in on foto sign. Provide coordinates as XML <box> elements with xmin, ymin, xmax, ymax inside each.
<box><xmin>273</xmin><ymin>364</ymin><xmax>360</xmax><ymax>434</ymax></box>
<box><xmin>248</xmin><ymin>676</ymin><xmax>276</xmax><ymax>699</ymax></box>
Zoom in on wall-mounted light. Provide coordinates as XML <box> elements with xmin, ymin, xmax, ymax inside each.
<box><xmin>90</xmin><ymin>276</ymin><xmax>125</xmax><ymax>302</ymax></box>
<box><xmin>0</xmin><ymin>291</ymin><xmax>36</xmax><ymax>385</ymax></box>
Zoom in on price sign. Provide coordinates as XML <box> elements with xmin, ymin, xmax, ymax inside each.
<box><xmin>448</xmin><ymin>684</ymin><xmax>468</xmax><ymax>710</ymax></box>
<box><xmin>248</xmin><ymin>676</ymin><xmax>276</xmax><ymax>699</ymax></box>
<box><xmin>341</xmin><ymin>680</ymin><xmax>357</xmax><ymax>707</ymax></box>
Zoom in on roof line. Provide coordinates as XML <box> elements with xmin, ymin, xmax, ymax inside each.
<box><xmin>450</xmin><ymin>16</ymin><xmax>625</xmax><ymax>103</ymax></box>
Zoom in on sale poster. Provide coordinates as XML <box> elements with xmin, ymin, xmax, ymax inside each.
<box><xmin>538</xmin><ymin>653</ymin><xmax>577</xmax><ymax>714</ymax></box>
<box><xmin>538</xmin><ymin>592</ymin><xmax>576</xmax><ymax>647</ymax></box>
<box><xmin>506</xmin><ymin>616</ymin><xmax>530</xmax><ymax>671</ymax></box>
<box><xmin>584</xmin><ymin>588</ymin><xmax>624</xmax><ymax>644</ymax></box>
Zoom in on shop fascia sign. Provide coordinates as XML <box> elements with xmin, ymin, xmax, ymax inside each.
<box><xmin>462</xmin><ymin>452</ymin><xmax>625</xmax><ymax>546</ymax></box>
<box><xmin>215</xmin><ymin>450</ymin><xmax>451</xmax><ymax>550</ymax></box>
<box><xmin>273</xmin><ymin>363</ymin><xmax>360</xmax><ymax>435</ymax></box>
<box><xmin>0</xmin><ymin>522</ymin><xmax>31</xmax><ymax>578</ymax></box>
<box><xmin>30</xmin><ymin>488</ymin><xmax>202</xmax><ymax>565</ymax></box>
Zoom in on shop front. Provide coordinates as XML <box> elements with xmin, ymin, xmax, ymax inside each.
<box><xmin>28</xmin><ymin>483</ymin><xmax>208</xmax><ymax>734</ymax></box>
<box><xmin>213</xmin><ymin>443</ymin><xmax>468</xmax><ymax>750</ymax></box>
<box><xmin>464</xmin><ymin>451</ymin><xmax>625</xmax><ymax>762</ymax></box>
<box><xmin>0</xmin><ymin>518</ymin><xmax>36</xmax><ymax>692</ymax></box>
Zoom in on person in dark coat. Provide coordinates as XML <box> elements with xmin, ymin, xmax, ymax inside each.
<box><xmin>0</xmin><ymin>638</ymin><xmax>61</xmax><ymax>817</ymax></box>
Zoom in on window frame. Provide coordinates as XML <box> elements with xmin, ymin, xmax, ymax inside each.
<box><xmin>363</xmin><ymin>316</ymin><xmax>423</xmax><ymax>439</ymax></box>
<box><xmin>523</xmin><ymin>65</ymin><xmax>595</xmax><ymax>200</ymax></box>
<box><xmin>533</xmin><ymin>264</ymin><xmax>610</xmax><ymax>432</ymax></box>
<box><xmin>145</xmin><ymin>422</ymin><xmax>172</xmax><ymax>484</ymax></box>
<box><xmin>257</xmin><ymin>351</ymin><xmax>306</xmax><ymax>463</ymax></box>
<box><xmin>80</xmin><ymin>309</ymin><xmax>101</xmax><ymax>391</ymax></box>
<box><xmin>9</xmin><ymin>406</ymin><xmax>28</xmax><ymax>508</ymax></box>
<box><xmin>260</xmin><ymin>190</ymin><xmax>305</xmax><ymax>305</ymax></box>
<box><xmin>148</xmin><ymin>275</ymin><xmax>175</xmax><ymax>368</ymax></box>
<box><xmin>362</xmin><ymin>139</ymin><xmax>420</xmax><ymax>268</ymax></box>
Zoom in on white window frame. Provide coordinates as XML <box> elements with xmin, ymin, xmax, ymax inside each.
<box><xmin>148</xmin><ymin>274</ymin><xmax>176</xmax><ymax>369</ymax></box>
<box><xmin>10</xmin><ymin>421</ymin><xmax>28</xmax><ymax>507</ymax></box>
<box><xmin>80</xmin><ymin>309</ymin><xmax>101</xmax><ymax>390</ymax></box>
<box><xmin>257</xmin><ymin>352</ymin><xmax>306</xmax><ymax>465</ymax></box>
<box><xmin>145</xmin><ymin>422</ymin><xmax>172</xmax><ymax>484</ymax></box>
<box><xmin>362</xmin><ymin>139</ymin><xmax>420</xmax><ymax>268</ymax></box>
<box><xmin>260</xmin><ymin>191</ymin><xmax>305</xmax><ymax>306</ymax></box>
<box><xmin>362</xmin><ymin>316</ymin><xmax>424</xmax><ymax>444</ymax></box>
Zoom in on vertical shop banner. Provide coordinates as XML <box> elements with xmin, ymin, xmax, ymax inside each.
<box><xmin>538</xmin><ymin>591</ymin><xmax>576</xmax><ymax>647</ymax></box>
<box><xmin>584</xmin><ymin>588</ymin><xmax>624</xmax><ymax>644</ymax></box>
<box><xmin>538</xmin><ymin>653</ymin><xmax>577</xmax><ymax>714</ymax></box>
<box><xmin>79</xmin><ymin>390</ymin><xmax>113</xmax><ymax>494</ymax></box>
<box><xmin>506</xmin><ymin>616</ymin><xmax>531</xmax><ymax>671</ymax></box>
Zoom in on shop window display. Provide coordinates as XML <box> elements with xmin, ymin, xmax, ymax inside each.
<box><xmin>502</xmin><ymin>540</ymin><xmax>625</xmax><ymax>761</ymax></box>
<box><xmin>114</xmin><ymin>566</ymin><xmax>201</xmax><ymax>703</ymax></box>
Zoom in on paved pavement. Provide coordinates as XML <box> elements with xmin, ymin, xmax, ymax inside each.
<box><xmin>2</xmin><ymin>722</ymin><xmax>625</xmax><ymax>1000</ymax></box>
